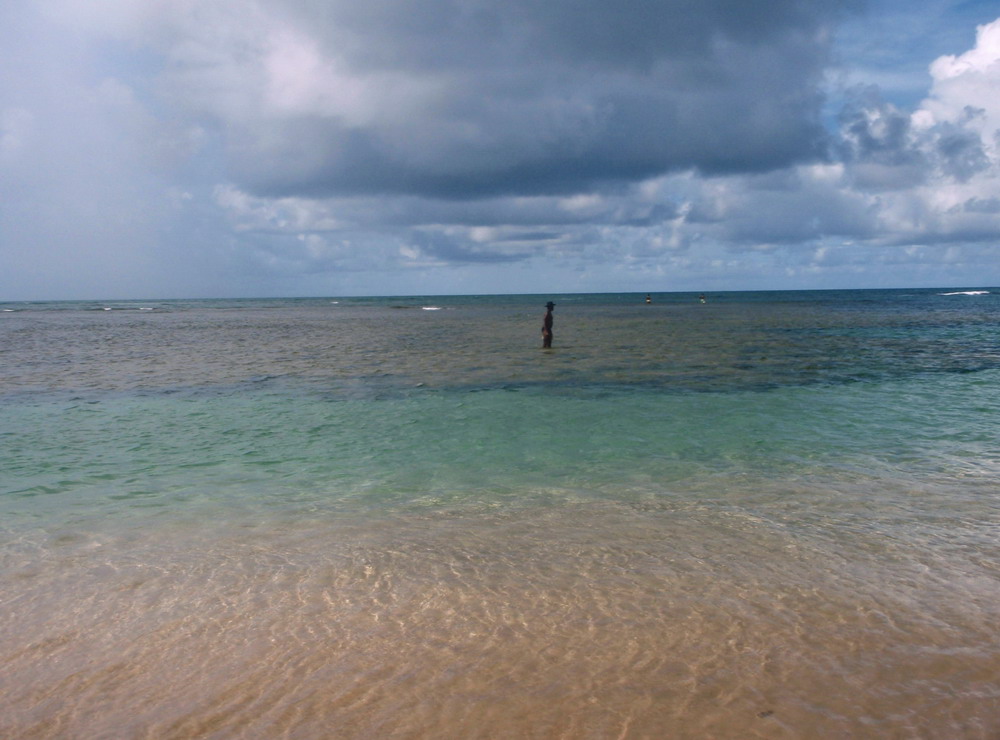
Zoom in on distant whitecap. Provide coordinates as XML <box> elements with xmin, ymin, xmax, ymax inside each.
<box><xmin>940</xmin><ymin>290</ymin><xmax>989</xmax><ymax>296</ymax></box>
<box><xmin>422</xmin><ymin>306</ymin><xmax>442</xmax><ymax>311</ymax></box>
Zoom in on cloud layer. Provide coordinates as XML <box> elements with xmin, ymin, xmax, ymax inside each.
<box><xmin>2</xmin><ymin>0</ymin><xmax>1000</xmax><ymax>298</ymax></box>
<box><xmin>146</xmin><ymin>0</ymin><xmax>849</xmax><ymax>199</ymax></box>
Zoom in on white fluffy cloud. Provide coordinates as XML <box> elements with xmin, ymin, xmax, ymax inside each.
<box><xmin>633</xmin><ymin>16</ymin><xmax>1000</xmax><ymax>278</ymax></box>
<box><xmin>839</xmin><ymin>18</ymin><xmax>1000</xmax><ymax>244</ymax></box>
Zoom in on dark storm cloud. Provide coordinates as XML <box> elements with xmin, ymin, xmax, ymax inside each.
<box><xmin>174</xmin><ymin>0</ymin><xmax>860</xmax><ymax>200</ymax></box>
<box><xmin>295</xmin><ymin>0</ymin><xmax>848</xmax><ymax>71</ymax></box>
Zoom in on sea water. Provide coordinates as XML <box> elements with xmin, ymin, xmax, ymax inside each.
<box><xmin>1</xmin><ymin>290</ymin><xmax>998</xmax><ymax>738</ymax></box>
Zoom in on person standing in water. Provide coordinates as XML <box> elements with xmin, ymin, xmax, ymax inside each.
<box><xmin>542</xmin><ymin>301</ymin><xmax>555</xmax><ymax>348</ymax></box>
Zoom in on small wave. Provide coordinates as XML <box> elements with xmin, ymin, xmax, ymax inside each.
<box><xmin>940</xmin><ymin>290</ymin><xmax>989</xmax><ymax>296</ymax></box>
<box><xmin>91</xmin><ymin>305</ymin><xmax>159</xmax><ymax>312</ymax></box>
<box><xmin>422</xmin><ymin>306</ymin><xmax>443</xmax><ymax>311</ymax></box>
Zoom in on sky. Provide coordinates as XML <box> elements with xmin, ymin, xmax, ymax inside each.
<box><xmin>2</xmin><ymin>0</ymin><xmax>1000</xmax><ymax>299</ymax></box>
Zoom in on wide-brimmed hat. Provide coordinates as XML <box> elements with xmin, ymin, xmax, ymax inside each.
<box><xmin>545</xmin><ymin>301</ymin><xmax>555</xmax><ymax>308</ymax></box>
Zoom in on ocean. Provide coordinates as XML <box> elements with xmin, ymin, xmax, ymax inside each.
<box><xmin>1</xmin><ymin>289</ymin><xmax>998</xmax><ymax>738</ymax></box>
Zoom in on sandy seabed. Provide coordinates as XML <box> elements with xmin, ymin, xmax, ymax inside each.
<box><xmin>3</xmin><ymin>505</ymin><xmax>998</xmax><ymax>739</ymax></box>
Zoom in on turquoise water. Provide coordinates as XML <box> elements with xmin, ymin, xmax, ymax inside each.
<box><xmin>2</xmin><ymin>290</ymin><xmax>999</xmax><ymax>738</ymax></box>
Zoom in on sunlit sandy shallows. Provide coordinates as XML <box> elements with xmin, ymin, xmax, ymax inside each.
<box><xmin>3</xmin><ymin>495</ymin><xmax>998</xmax><ymax>739</ymax></box>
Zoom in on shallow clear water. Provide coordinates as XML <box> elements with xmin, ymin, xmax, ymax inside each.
<box><xmin>2</xmin><ymin>290</ymin><xmax>999</xmax><ymax>738</ymax></box>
